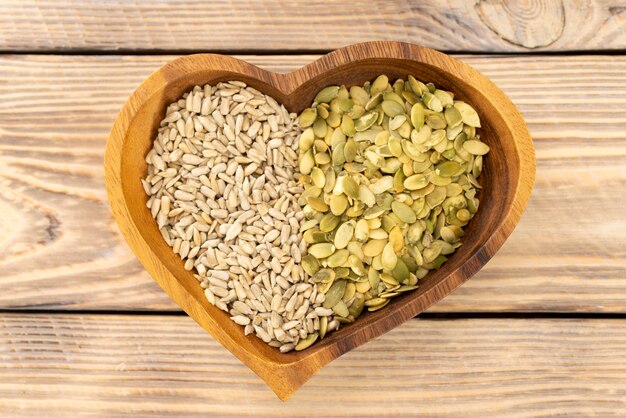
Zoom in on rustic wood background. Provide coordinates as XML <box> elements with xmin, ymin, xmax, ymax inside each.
<box><xmin>0</xmin><ymin>0</ymin><xmax>625</xmax><ymax>416</ymax></box>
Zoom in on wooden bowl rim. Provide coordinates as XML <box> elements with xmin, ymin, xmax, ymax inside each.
<box><xmin>105</xmin><ymin>41</ymin><xmax>535</xmax><ymax>400</ymax></box>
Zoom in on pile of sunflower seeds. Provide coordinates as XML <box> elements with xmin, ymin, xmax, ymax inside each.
<box><xmin>143</xmin><ymin>81</ymin><xmax>337</xmax><ymax>353</ymax></box>
<box><xmin>296</xmin><ymin>75</ymin><xmax>488</xmax><ymax>322</ymax></box>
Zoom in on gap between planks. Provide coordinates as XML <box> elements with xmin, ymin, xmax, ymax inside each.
<box><xmin>0</xmin><ymin>310</ymin><xmax>625</xmax><ymax>320</ymax></box>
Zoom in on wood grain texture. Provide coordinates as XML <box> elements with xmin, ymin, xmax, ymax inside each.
<box><xmin>0</xmin><ymin>0</ymin><xmax>624</xmax><ymax>52</ymax></box>
<box><xmin>104</xmin><ymin>42</ymin><xmax>535</xmax><ymax>398</ymax></box>
<box><xmin>0</xmin><ymin>54</ymin><xmax>625</xmax><ymax>312</ymax></box>
<box><xmin>0</xmin><ymin>314</ymin><xmax>624</xmax><ymax>416</ymax></box>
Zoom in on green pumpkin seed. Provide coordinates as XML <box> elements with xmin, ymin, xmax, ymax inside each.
<box><xmin>317</xmin><ymin>104</ymin><xmax>330</xmax><ymax>119</ymax></box>
<box><xmin>444</xmin><ymin>106</ymin><xmax>463</xmax><ymax>127</ymax></box>
<box><xmin>435</xmin><ymin>161</ymin><xmax>462</xmax><ymax>177</ymax></box>
<box><xmin>389</xmin><ymin>115</ymin><xmax>407</xmax><ymax>131</ymax></box>
<box><xmin>334</xmin><ymin>222</ymin><xmax>355</xmax><ymax>249</ymax></box>
<box><xmin>434</xmin><ymin>89</ymin><xmax>454</xmax><ymax>107</ymax></box>
<box><xmin>391</xmin><ymin>201</ymin><xmax>417</xmax><ymax>224</ymax></box>
<box><xmin>299</xmin><ymin>108</ymin><xmax>317</xmax><ymax>128</ymax></box>
<box><xmin>326</xmin><ymin>111</ymin><xmax>341</xmax><ymax>128</ymax></box>
<box><xmin>315</xmin><ymin>86</ymin><xmax>340</xmax><ymax>104</ymax></box>
<box><xmin>323</xmin><ymin>280</ymin><xmax>347</xmax><ymax>308</ymax></box>
<box><xmin>308</xmin><ymin>243</ymin><xmax>335</xmax><ymax>258</ymax></box>
<box><xmin>472</xmin><ymin>155</ymin><xmax>483</xmax><ymax>178</ymax></box>
<box><xmin>341</xmin><ymin>114</ymin><xmax>356</xmax><ymax>136</ymax></box>
<box><xmin>383</xmin><ymin>91</ymin><xmax>404</xmax><ymax>106</ymax></box>
<box><xmin>365</xmin><ymin>297</ymin><xmax>387</xmax><ymax>307</ymax></box>
<box><xmin>370</xmin><ymin>176</ymin><xmax>394</xmax><ymax>194</ymax></box>
<box><xmin>329</xmin><ymin>194</ymin><xmax>349</xmax><ymax>216</ymax></box>
<box><xmin>299</xmin><ymin>128</ymin><xmax>315</xmax><ymax>151</ymax></box>
<box><xmin>348</xmin><ymin>293</ymin><xmax>365</xmax><ymax>317</ymax></box>
<box><xmin>319</xmin><ymin>213</ymin><xmax>341</xmax><ymax>232</ymax></box>
<box><xmin>404</xmin><ymin>174</ymin><xmax>428</xmax><ymax>190</ymax></box>
<box><xmin>408</xmin><ymin>75</ymin><xmax>427</xmax><ymax>95</ymax></box>
<box><xmin>310</xmin><ymin>167</ymin><xmax>325</xmax><ymax>189</ymax></box>
<box><xmin>354</xmin><ymin>219</ymin><xmax>370</xmax><ymax>242</ymax></box>
<box><xmin>331</xmin><ymin>98</ymin><xmax>354</xmax><ymax>114</ymax></box>
<box><xmin>381</xmin><ymin>100</ymin><xmax>405</xmax><ymax>117</ymax></box>
<box><xmin>402</xmin><ymin>90</ymin><xmax>419</xmax><ymax>105</ymax></box>
<box><xmin>295</xmin><ymin>332</ymin><xmax>319</xmax><ymax>351</ymax></box>
<box><xmin>327</xmin><ymin>249</ymin><xmax>350</xmax><ymax>267</ymax></box>
<box><xmin>307</xmin><ymin>196</ymin><xmax>329</xmax><ymax>212</ymax></box>
<box><xmin>299</xmin><ymin>149</ymin><xmax>315</xmax><ymax>175</ymax></box>
<box><xmin>312</xmin><ymin>268</ymin><xmax>335</xmax><ymax>283</ymax></box>
<box><xmin>453</xmin><ymin>101</ymin><xmax>481</xmax><ymax>127</ymax></box>
<box><xmin>371</xmin><ymin>75</ymin><xmax>389</xmax><ymax>95</ymax></box>
<box><xmin>313</xmin><ymin>117</ymin><xmax>327</xmax><ymax>138</ymax></box>
<box><xmin>381</xmin><ymin>242</ymin><xmax>398</xmax><ymax>270</ymax></box>
<box><xmin>332</xmin><ymin>141</ymin><xmax>346</xmax><ymax>166</ymax></box>
<box><xmin>392</xmin><ymin>258</ymin><xmax>410</xmax><ymax>282</ymax></box>
<box><xmin>463</xmin><ymin>140</ymin><xmax>490</xmax><ymax>155</ymax></box>
<box><xmin>350</xmin><ymin>86</ymin><xmax>370</xmax><ymax>107</ymax></box>
<box><xmin>363</xmin><ymin>239</ymin><xmax>387</xmax><ymax>257</ymax></box>
<box><xmin>319</xmin><ymin>316</ymin><xmax>328</xmax><ymax>339</ymax></box>
<box><xmin>354</xmin><ymin>111</ymin><xmax>378</xmax><ymax>132</ymax></box>
<box><xmin>344</xmin><ymin>139</ymin><xmax>357</xmax><ymax>162</ymax></box>
<box><xmin>302</xmin><ymin>254</ymin><xmax>320</xmax><ymax>276</ymax></box>
<box><xmin>332</xmin><ymin>300</ymin><xmax>350</xmax><ymax>317</ymax></box>
<box><xmin>357</xmin><ymin>185</ymin><xmax>375</xmax><ymax>207</ymax></box>
<box><xmin>365</xmin><ymin>92</ymin><xmax>383</xmax><ymax>111</ymax></box>
<box><xmin>409</xmin><ymin>102</ymin><xmax>425</xmax><ymax>130</ymax></box>
<box><xmin>314</xmin><ymin>152</ymin><xmax>331</xmax><ymax>165</ymax></box>
<box><xmin>422</xmin><ymin>92</ymin><xmax>443</xmax><ymax>112</ymax></box>
<box><xmin>426</xmin><ymin>112</ymin><xmax>447</xmax><ymax>130</ymax></box>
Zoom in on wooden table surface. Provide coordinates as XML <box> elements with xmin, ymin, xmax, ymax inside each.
<box><xmin>1</xmin><ymin>1</ymin><xmax>625</xmax><ymax>416</ymax></box>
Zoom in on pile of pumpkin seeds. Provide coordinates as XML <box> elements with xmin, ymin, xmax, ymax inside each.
<box><xmin>296</xmin><ymin>75</ymin><xmax>489</xmax><ymax>323</ymax></box>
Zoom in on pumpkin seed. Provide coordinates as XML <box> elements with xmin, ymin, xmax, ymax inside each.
<box><xmin>362</xmin><ymin>239</ymin><xmax>387</xmax><ymax>257</ymax></box>
<box><xmin>355</xmin><ymin>111</ymin><xmax>378</xmax><ymax>132</ymax></box>
<box><xmin>329</xmin><ymin>194</ymin><xmax>349</xmax><ymax>216</ymax></box>
<box><xmin>327</xmin><ymin>249</ymin><xmax>350</xmax><ymax>267</ymax></box>
<box><xmin>382</xmin><ymin>100</ymin><xmax>405</xmax><ymax>117</ymax></box>
<box><xmin>371</xmin><ymin>75</ymin><xmax>389</xmax><ymax>95</ymax></box>
<box><xmin>435</xmin><ymin>161</ymin><xmax>462</xmax><ymax>177</ymax></box>
<box><xmin>350</xmin><ymin>86</ymin><xmax>370</xmax><ymax>107</ymax></box>
<box><xmin>404</xmin><ymin>174</ymin><xmax>428</xmax><ymax>190</ymax></box>
<box><xmin>381</xmin><ymin>242</ymin><xmax>398</xmax><ymax>270</ymax></box>
<box><xmin>453</xmin><ymin>101</ymin><xmax>481</xmax><ymax>127</ymax></box>
<box><xmin>319</xmin><ymin>316</ymin><xmax>328</xmax><ymax>339</ymax></box>
<box><xmin>302</xmin><ymin>254</ymin><xmax>321</xmax><ymax>276</ymax></box>
<box><xmin>365</xmin><ymin>92</ymin><xmax>383</xmax><ymax>111</ymax></box>
<box><xmin>299</xmin><ymin>108</ymin><xmax>317</xmax><ymax>128</ymax></box>
<box><xmin>391</xmin><ymin>201</ymin><xmax>417</xmax><ymax>224</ymax></box>
<box><xmin>295</xmin><ymin>332</ymin><xmax>319</xmax><ymax>351</ymax></box>
<box><xmin>422</xmin><ymin>92</ymin><xmax>443</xmax><ymax>112</ymax></box>
<box><xmin>315</xmin><ymin>86</ymin><xmax>340</xmax><ymax>104</ymax></box>
<box><xmin>463</xmin><ymin>140</ymin><xmax>490</xmax><ymax>155</ymax></box>
<box><xmin>367</xmin><ymin>299</ymin><xmax>390</xmax><ymax>312</ymax></box>
<box><xmin>334</xmin><ymin>222</ymin><xmax>355</xmax><ymax>249</ymax></box>
<box><xmin>319</xmin><ymin>213</ymin><xmax>341</xmax><ymax>232</ymax></box>
<box><xmin>308</xmin><ymin>243</ymin><xmax>335</xmax><ymax>258</ymax></box>
<box><xmin>332</xmin><ymin>300</ymin><xmax>350</xmax><ymax>317</ymax></box>
<box><xmin>323</xmin><ymin>280</ymin><xmax>347</xmax><ymax>308</ymax></box>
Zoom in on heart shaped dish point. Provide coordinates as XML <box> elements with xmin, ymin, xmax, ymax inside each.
<box><xmin>105</xmin><ymin>41</ymin><xmax>535</xmax><ymax>400</ymax></box>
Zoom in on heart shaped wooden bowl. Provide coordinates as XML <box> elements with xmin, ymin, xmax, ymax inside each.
<box><xmin>105</xmin><ymin>41</ymin><xmax>535</xmax><ymax>400</ymax></box>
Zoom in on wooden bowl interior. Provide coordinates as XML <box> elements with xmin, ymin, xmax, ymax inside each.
<box><xmin>119</xmin><ymin>57</ymin><xmax>519</xmax><ymax>365</ymax></box>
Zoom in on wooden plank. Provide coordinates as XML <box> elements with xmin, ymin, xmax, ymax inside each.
<box><xmin>0</xmin><ymin>55</ymin><xmax>625</xmax><ymax>312</ymax></box>
<box><xmin>0</xmin><ymin>0</ymin><xmax>624</xmax><ymax>53</ymax></box>
<box><xmin>0</xmin><ymin>314</ymin><xmax>624</xmax><ymax>415</ymax></box>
